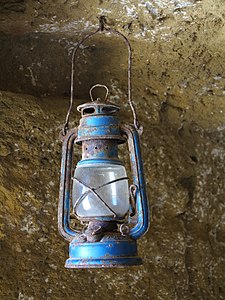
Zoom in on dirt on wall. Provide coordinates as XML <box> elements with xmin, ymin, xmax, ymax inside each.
<box><xmin>0</xmin><ymin>1</ymin><xmax>225</xmax><ymax>300</ymax></box>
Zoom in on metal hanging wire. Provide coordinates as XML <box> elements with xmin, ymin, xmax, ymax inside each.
<box><xmin>62</xmin><ymin>16</ymin><xmax>141</xmax><ymax>136</ymax></box>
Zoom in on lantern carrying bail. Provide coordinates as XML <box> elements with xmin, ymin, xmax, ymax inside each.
<box><xmin>89</xmin><ymin>84</ymin><xmax>109</xmax><ymax>102</ymax></box>
<box><xmin>77</xmin><ymin>84</ymin><xmax>120</xmax><ymax>119</ymax></box>
<box><xmin>61</xmin><ymin>17</ymin><xmax>142</xmax><ymax>137</ymax></box>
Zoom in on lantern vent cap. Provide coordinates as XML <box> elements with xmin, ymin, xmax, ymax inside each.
<box><xmin>77</xmin><ymin>101</ymin><xmax>120</xmax><ymax>116</ymax></box>
<box><xmin>77</xmin><ymin>84</ymin><xmax>120</xmax><ymax>116</ymax></box>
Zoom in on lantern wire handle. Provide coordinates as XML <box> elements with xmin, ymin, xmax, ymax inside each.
<box><xmin>89</xmin><ymin>84</ymin><xmax>109</xmax><ymax>102</ymax></box>
<box><xmin>62</xmin><ymin>16</ymin><xmax>141</xmax><ymax>136</ymax></box>
<box><xmin>62</xmin><ymin>27</ymin><xmax>100</xmax><ymax>136</ymax></box>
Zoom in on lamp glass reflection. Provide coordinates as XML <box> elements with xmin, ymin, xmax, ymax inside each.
<box><xmin>72</xmin><ymin>162</ymin><xmax>129</xmax><ymax>219</ymax></box>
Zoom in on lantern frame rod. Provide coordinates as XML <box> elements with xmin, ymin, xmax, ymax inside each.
<box><xmin>121</xmin><ymin>124</ymin><xmax>150</xmax><ymax>239</ymax></box>
<box><xmin>58</xmin><ymin>125</ymin><xmax>149</xmax><ymax>242</ymax></box>
<box><xmin>58</xmin><ymin>129</ymin><xmax>79</xmax><ymax>242</ymax></box>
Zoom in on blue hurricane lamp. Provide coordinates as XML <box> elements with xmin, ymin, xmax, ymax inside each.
<box><xmin>58</xmin><ymin>21</ymin><xmax>149</xmax><ymax>268</ymax></box>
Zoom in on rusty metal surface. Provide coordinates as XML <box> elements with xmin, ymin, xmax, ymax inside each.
<box><xmin>77</xmin><ymin>101</ymin><xmax>120</xmax><ymax>115</ymax></box>
<box><xmin>59</xmin><ymin>124</ymin><xmax>149</xmax><ymax>242</ymax></box>
<box><xmin>121</xmin><ymin>124</ymin><xmax>150</xmax><ymax>239</ymax></box>
<box><xmin>82</xmin><ymin>140</ymin><xmax>118</xmax><ymax>159</ymax></box>
<box><xmin>76</xmin><ymin>110</ymin><xmax>126</xmax><ymax>144</ymax></box>
<box><xmin>59</xmin><ymin>124</ymin><xmax>149</xmax><ymax>244</ymax></box>
<box><xmin>65</xmin><ymin>232</ymin><xmax>142</xmax><ymax>268</ymax></box>
<box><xmin>58</xmin><ymin>128</ymin><xmax>79</xmax><ymax>242</ymax></box>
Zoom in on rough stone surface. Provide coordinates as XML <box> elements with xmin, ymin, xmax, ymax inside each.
<box><xmin>0</xmin><ymin>0</ymin><xmax>225</xmax><ymax>299</ymax></box>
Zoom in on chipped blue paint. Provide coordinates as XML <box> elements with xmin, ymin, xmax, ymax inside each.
<box><xmin>58</xmin><ymin>102</ymin><xmax>149</xmax><ymax>267</ymax></box>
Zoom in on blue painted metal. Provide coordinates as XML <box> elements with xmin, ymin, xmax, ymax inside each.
<box><xmin>77</xmin><ymin>158</ymin><xmax>122</xmax><ymax>166</ymax></box>
<box><xmin>58</xmin><ymin>99</ymin><xmax>150</xmax><ymax>268</ymax></box>
<box><xmin>76</xmin><ymin>103</ymin><xmax>125</xmax><ymax>144</ymax></box>
<box><xmin>66</xmin><ymin>236</ymin><xmax>142</xmax><ymax>268</ymax></box>
<box><xmin>121</xmin><ymin>125</ymin><xmax>150</xmax><ymax>239</ymax></box>
<box><xmin>58</xmin><ymin>129</ymin><xmax>80</xmax><ymax>242</ymax></box>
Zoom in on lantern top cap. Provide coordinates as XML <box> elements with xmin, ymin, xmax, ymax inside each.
<box><xmin>77</xmin><ymin>101</ymin><xmax>120</xmax><ymax>117</ymax></box>
<box><xmin>77</xmin><ymin>84</ymin><xmax>120</xmax><ymax>117</ymax></box>
<box><xmin>89</xmin><ymin>84</ymin><xmax>109</xmax><ymax>102</ymax></box>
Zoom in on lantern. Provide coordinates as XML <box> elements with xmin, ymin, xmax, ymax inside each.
<box><xmin>58</xmin><ymin>19</ymin><xmax>150</xmax><ymax>268</ymax></box>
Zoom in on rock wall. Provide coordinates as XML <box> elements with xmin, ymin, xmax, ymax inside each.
<box><xmin>0</xmin><ymin>1</ymin><xmax>225</xmax><ymax>299</ymax></box>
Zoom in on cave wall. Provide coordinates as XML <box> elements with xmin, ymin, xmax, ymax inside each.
<box><xmin>0</xmin><ymin>1</ymin><xmax>225</xmax><ymax>299</ymax></box>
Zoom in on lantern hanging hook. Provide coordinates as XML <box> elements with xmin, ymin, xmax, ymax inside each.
<box><xmin>89</xmin><ymin>84</ymin><xmax>109</xmax><ymax>102</ymax></box>
<box><xmin>62</xmin><ymin>17</ymin><xmax>141</xmax><ymax>136</ymax></box>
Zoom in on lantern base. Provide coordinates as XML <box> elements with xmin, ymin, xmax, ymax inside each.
<box><xmin>65</xmin><ymin>235</ymin><xmax>142</xmax><ymax>268</ymax></box>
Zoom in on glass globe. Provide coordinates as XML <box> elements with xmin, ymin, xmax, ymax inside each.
<box><xmin>72</xmin><ymin>162</ymin><xmax>129</xmax><ymax>219</ymax></box>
